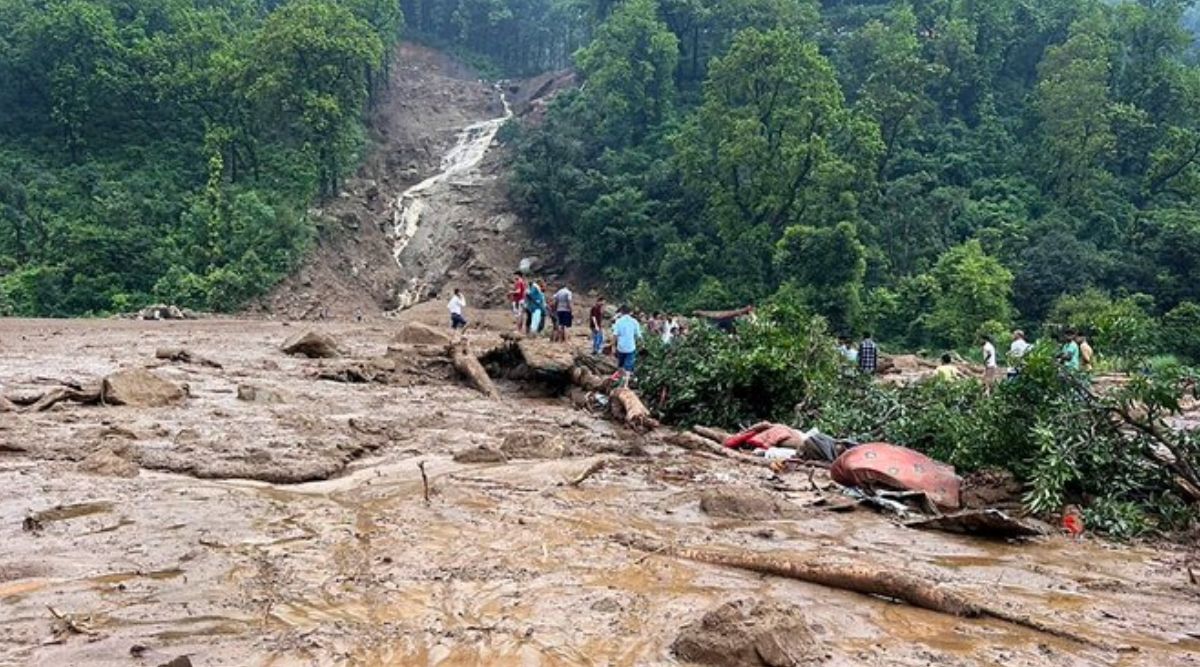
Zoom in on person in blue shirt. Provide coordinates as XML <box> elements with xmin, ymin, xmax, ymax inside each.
<box><xmin>611</xmin><ymin>305</ymin><xmax>642</xmax><ymax>374</ymax></box>
<box><xmin>525</xmin><ymin>280</ymin><xmax>547</xmax><ymax>335</ymax></box>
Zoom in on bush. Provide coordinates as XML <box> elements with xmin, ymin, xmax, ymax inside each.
<box><xmin>642</xmin><ymin>312</ymin><xmax>1200</xmax><ymax>537</ymax></box>
<box><xmin>1163</xmin><ymin>301</ymin><xmax>1200</xmax><ymax>363</ymax></box>
<box><xmin>1046</xmin><ymin>289</ymin><xmax>1160</xmax><ymax>362</ymax></box>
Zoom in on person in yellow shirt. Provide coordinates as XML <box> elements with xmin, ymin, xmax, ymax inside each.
<box><xmin>935</xmin><ymin>354</ymin><xmax>959</xmax><ymax>381</ymax></box>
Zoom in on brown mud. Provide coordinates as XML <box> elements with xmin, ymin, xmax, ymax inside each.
<box><xmin>1</xmin><ymin>309</ymin><xmax>1199</xmax><ymax>666</ymax></box>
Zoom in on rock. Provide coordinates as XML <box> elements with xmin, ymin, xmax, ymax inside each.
<box><xmin>518</xmin><ymin>256</ymin><xmax>538</xmax><ymax>273</ymax></box>
<box><xmin>393</xmin><ymin>322</ymin><xmax>452</xmax><ymax>347</ymax></box>
<box><xmin>699</xmin><ymin>487</ymin><xmax>786</xmax><ymax>520</ymax></box>
<box><xmin>101</xmin><ymin>369</ymin><xmax>186</xmax><ymax>407</ymax></box>
<box><xmin>672</xmin><ymin>599</ymin><xmax>820</xmax><ymax>667</ymax></box>
<box><xmin>136</xmin><ymin>304</ymin><xmax>188</xmax><ymax>320</ymax></box>
<box><xmin>157</xmin><ymin>657</ymin><xmax>193</xmax><ymax>667</ymax></box>
<box><xmin>236</xmin><ymin>384</ymin><xmax>286</xmax><ymax>404</ymax></box>
<box><xmin>500</xmin><ymin>432</ymin><xmax>566</xmax><ymax>460</ymax></box>
<box><xmin>78</xmin><ymin>448</ymin><xmax>139</xmax><ymax>478</ymax></box>
<box><xmin>281</xmin><ymin>331</ymin><xmax>341</xmax><ymax>358</ymax></box>
<box><xmin>453</xmin><ymin>445</ymin><xmax>508</xmax><ymax>464</ymax></box>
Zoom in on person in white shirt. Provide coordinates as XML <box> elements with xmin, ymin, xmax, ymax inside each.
<box><xmin>982</xmin><ymin>335</ymin><xmax>998</xmax><ymax>390</ymax></box>
<box><xmin>448</xmin><ymin>289</ymin><xmax>467</xmax><ymax>330</ymax></box>
<box><xmin>1007</xmin><ymin>329</ymin><xmax>1031</xmax><ymax>377</ymax></box>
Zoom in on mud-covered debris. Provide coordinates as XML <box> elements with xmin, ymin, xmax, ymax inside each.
<box><xmin>453</xmin><ymin>445</ymin><xmax>508</xmax><ymax>464</ymax></box>
<box><xmin>280</xmin><ymin>330</ymin><xmax>341</xmax><ymax>358</ymax></box>
<box><xmin>699</xmin><ymin>487</ymin><xmax>787</xmax><ymax>520</ymax></box>
<box><xmin>155</xmin><ymin>347</ymin><xmax>222</xmax><ymax>369</ymax></box>
<box><xmin>236</xmin><ymin>384</ymin><xmax>286</xmax><ymax>404</ymax></box>
<box><xmin>961</xmin><ymin>468</ymin><xmax>1024</xmax><ymax>509</ymax></box>
<box><xmin>905</xmin><ymin>509</ymin><xmax>1049</xmax><ymax>540</ymax></box>
<box><xmin>317</xmin><ymin>360</ymin><xmax>395</xmax><ymax>384</ymax></box>
<box><xmin>393</xmin><ymin>321</ymin><xmax>452</xmax><ymax>347</ymax></box>
<box><xmin>79</xmin><ymin>447</ymin><xmax>139</xmax><ymax>478</ymax></box>
<box><xmin>672</xmin><ymin>599</ymin><xmax>822</xmax><ymax>667</ymax></box>
<box><xmin>136</xmin><ymin>304</ymin><xmax>188</xmax><ymax>321</ymax></box>
<box><xmin>102</xmin><ymin>369</ymin><xmax>186</xmax><ymax>407</ymax></box>
<box><xmin>500</xmin><ymin>432</ymin><xmax>565</xmax><ymax>460</ymax></box>
<box><xmin>157</xmin><ymin>657</ymin><xmax>193</xmax><ymax>667</ymax></box>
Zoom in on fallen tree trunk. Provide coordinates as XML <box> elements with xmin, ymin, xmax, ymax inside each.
<box><xmin>611</xmin><ymin>386</ymin><xmax>658</xmax><ymax>431</ymax></box>
<box><xmin>616</xmin><ymin>535</ymin><xmax>1109</xmax><ymax>649</ymax></box>
<box><xmin>449</xmin><ymin>342</ymin><xmax>500</xmax><ymax>399</ymax></box>
<box><xmin>155</xmin><ymin>347</ymin><xmax>222</xmax><ymax>369</ymax></box>
<box><xmin>692</xmin><ymin>425</ymin><xmax>732</xmax><ymax>444</ymax></box>
<box><xmin>15</xmin><ymin>387</ymin><xmax>102</xmax><ymax>412</ymax></box>
<box><xmin>569</xmin><ymin>366</ymin><xmax>608</xmax><ymax>392</ymax></box>
<box><xmin>662</xmin><ymin>432</ymin><xmax>773</xmax><ymax>468</ymax></box>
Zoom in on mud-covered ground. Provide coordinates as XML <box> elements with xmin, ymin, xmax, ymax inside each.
<box><xmin>2</xmin><ymin>311</ymin><xmax>1199</xmax><ymax>667</ymax></box>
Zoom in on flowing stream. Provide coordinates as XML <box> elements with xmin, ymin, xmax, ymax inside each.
<box><xmin>390</xmin><ymin>88</ymin><xmax>512</xmax><ymax>271</ymax></box>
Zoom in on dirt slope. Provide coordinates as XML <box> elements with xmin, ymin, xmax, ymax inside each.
<box><xmin>251</xmin><ymin>43</ymin><xmax>563</xmax><ymax>321</ymax></box>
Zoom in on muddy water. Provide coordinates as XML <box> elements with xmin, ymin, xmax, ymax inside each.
<box><xmin>1</xmin><ymin>317</ymin><xmax>1199</xmax><ymax>666</ymax></box>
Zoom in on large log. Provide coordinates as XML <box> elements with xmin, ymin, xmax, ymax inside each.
<box><xmin>611</xmin><ymin>386</ymin><xmax>658</xmax><ymax>432</ymax></box>
<box><xmin>9</xmin><ymin>386</ymin><xmax>103</xmax><ymax>412</ymax></box>
<box><xmin>662</xmin><ymin>431</ymin><xmax>773</xmax><ymax>468</ymax></box>
<box><xmin>616</xmin><ymin>535</ymin><xmax>1109</xmax><ymax>649</ymax></box>
<box><xmin>449</xmin><ymin>342</ymin><xmax>500</xmax><ymax>399</ymax></box>
<box><xmin>692</xmin><ymin>425</ymin><xmax>732</xmax><ymax>444</ymax></box>
<box><xmin>569</xmin><ymin>366</ymin><xmax>608</xmax><ymax>392</ymax></box>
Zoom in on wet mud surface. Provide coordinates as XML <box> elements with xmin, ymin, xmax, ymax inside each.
<box><xmin>1</xmin><ymin>312</ymin><xmax>1199</xmax><ymax>666</ymax></box>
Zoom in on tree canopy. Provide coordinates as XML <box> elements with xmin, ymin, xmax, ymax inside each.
<box><xmin>507</xmin><ymin>0</ymin><xmax>1200</xmax><ymax>357</ymax></box>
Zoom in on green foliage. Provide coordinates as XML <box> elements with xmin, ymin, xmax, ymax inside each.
<box><xmin>508</xmin><ymin>0</ymin><xmax>1200</xmax><ymax>355</ymax></box>
<box><xmin>1046</xmin><ymin>289</ymin><xmax>1159</xmax><ymax>361</ymax></box>
<box><xmin>926</xmin><ymin>240</ymin><xmax>1014</xmax><ymax>348</ymax></box>
<box><xmin>0</xmin><ymin>0</ymin><xmax>399</xmax><ymax>316</ymax></box>
<box><xmin>1162</xmin><ymin>301</ymin><xmax>1200</xmax><ymax>363</ymax></box>
<box><xmin>638</xmin><ymin>304</ymin><xmax>843</xmax><ymax>426</ymax></box>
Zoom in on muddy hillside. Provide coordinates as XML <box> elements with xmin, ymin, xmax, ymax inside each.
<box><xmin>249</xmin><ymin>44</ymin><xmax>569</xmax><ymax>321</ymax></box>
<box><xmin>1</xmin><ymin>309</ymin><xmax>1198</xmax><ymax>667</ymax></box>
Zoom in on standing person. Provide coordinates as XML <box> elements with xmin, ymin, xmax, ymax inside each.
<box><xmin>647</xmin><ymin>312</ymin><xmax>662</xmax><ymax>337</ymax></box>
<box><xmin>525</xmin><ymin>280</ymin><xmax>546</xmax><ymax>336</ymax></box>
<box><xmin>447</xmin><ymin>289</ymin><xmax>467</xmax><ymax>330</ymax></box>
<box><xmin>1059</xmin><ymin>329</ymin><xmax>1081</xmax><ymax>371</ymax></box>
<box><xmin>589</xmin><ymin>297</ymin><xmax>606</xmax><ymax>355</ymax></box>
<box><xmin>858</xmin><ymin>333</ymin><xmax>878</xmax><ymax>375</ymax></box>
<box><xmin>837</xmin><ymin>337</ymin><xmax>858</xmax><ymax>364</ymax></box>
<box><xmin>612</xmin><ymin>305</ymin><xmax>643</xmax><ymax>376</ymax></box>
<box><xmin>982</xmin><ymin>335</ymin><xmax>998</xmax><ymax>390</ymax></box>
<box><xmin>511</xmin><ymin>272</ymin><xmax>527</xmax><ymax>333</ymax></box>
<box><xmin>1078</xmin><ymin>332</ymin><xmax>1095</xmax><ymax>372</ymax></box>
<box><xmin>1007</xmin><ymin>330</ymin><xmax>1031</xmax><ymax>378</ymax></box>
<box><xmin>661</xmin><ymin>315</ymin><xmax>678</xmax><ymax>344</ymax></box>
<box><xmin>552</xmin><ymin>284</ymin><xmax>574</xmax><ymax>343</ymax></box>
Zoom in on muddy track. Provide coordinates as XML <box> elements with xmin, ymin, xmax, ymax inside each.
<box><xmin>1</xmin><ymin>310</ymin><xmax>1198</xmax><ymax>666</ymax></box>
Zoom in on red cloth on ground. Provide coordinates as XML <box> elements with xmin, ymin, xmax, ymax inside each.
<box><xmin>830</xmin><ymin>443</ymin><xmax>961</xmax><ymax>510</ymax></box>
<box><xmin>723</xmin><ymin>424</ymin><xmax>799</xmax><ymax>449</ymax></box>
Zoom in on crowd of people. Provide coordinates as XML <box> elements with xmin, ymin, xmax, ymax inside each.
<box><xmin>448</xmin><ymin>274</ymin><xmax>1099</xmax><ymax>386</ymax></box>
<box><xmin>441</xmin><ymin>273</ymin><xmax>689</xmax><ymax>377</ymax></box>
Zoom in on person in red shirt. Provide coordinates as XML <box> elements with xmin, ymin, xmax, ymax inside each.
<box><xmin>589</xmin><ymin>297</ymin><xmax>606</xmax><ymax>355</ymax></box>
<box><xmin>511</xmin><ymin>272</ymin><xmax>527</xmax><ymax>332</ymax></box>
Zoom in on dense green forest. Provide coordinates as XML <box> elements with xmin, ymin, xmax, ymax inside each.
<box><xmin>0</xmin><ymin>0</ymin><xmax>402</xmax><ymax>315</ymax></box>
<box><xmin>507</xmin><ymin>0</ymin><xmax>1200</xmax><ymax>359</ymax></box>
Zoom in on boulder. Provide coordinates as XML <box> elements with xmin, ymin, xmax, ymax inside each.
<box><xmin>237</xmin><ymin>384</ymin><xmax>286</xmax><ymax>404</ymax></box>
<box><xmin>101</xmin><ymin>369</ymin><xmax>186</xmax><ymax>407</ymax></box>
<box><xmin>500</xmin><ymin>432</ymin><xmax>566</xmax><ymax>460</ymax></box>
<box><xmin>699</xmin><ymin>487</ymin><xmax>786</xmax><ymax>520</ymax></box>
<box><xmin>78</xmin><ymin>447</ymin><xmax>139</xmax><ymax>478</ymax></box>
<box><xmin>393</xmin><ymin>322</ymin><xmax>452</xmax><ymax>347</ymax></box>
<box><xmin>281</xmin><ymin>330</ymin><xmax>341</xmax><ymax>358</ymax></box>
<box><xmin>672</xmin><ymin>599</ymin><xmax>820</xmax><ymax>667</ymax></box>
